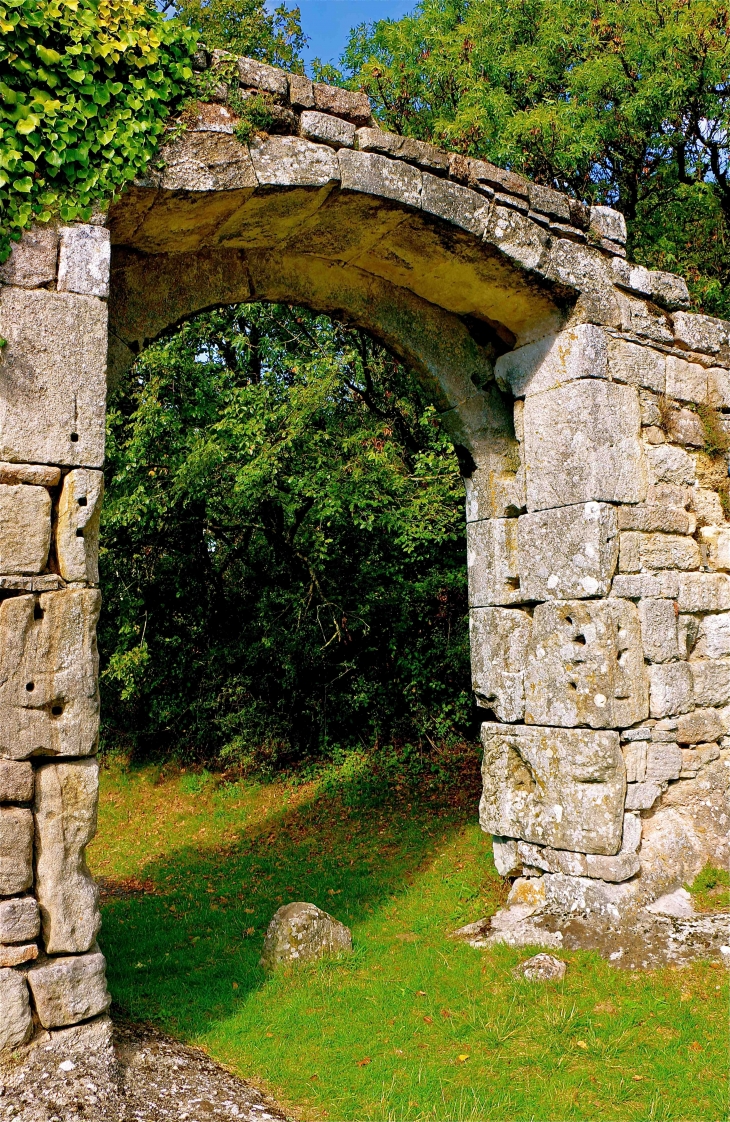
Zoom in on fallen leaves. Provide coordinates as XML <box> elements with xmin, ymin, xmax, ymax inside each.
<box><xmin>575</xmin><ymin>1040</ymin><xmax>588</xmax><ymax>1050</ymax></box>
<box><xmin>356</xmin><ymin>1057</ymin><xmax>371</xmax><ymax>1067</ymax></box>
<box><xmin>456</xmin><ymin>1054</ymin><xmax>469</xmax><ymax>1063</ymax></box>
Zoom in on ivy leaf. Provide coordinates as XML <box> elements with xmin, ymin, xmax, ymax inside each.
<box><xmin>13</xmin><ymin>175</ymin><xmax>32</xmax><ymax>192</ymax></box>
<box><xmin>36</xmin><ymin>44</ymin><xmax>61</xmax><ymax>65</ymax></box>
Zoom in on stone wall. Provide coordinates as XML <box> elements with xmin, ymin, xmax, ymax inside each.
<box><xmin>0</xmin><ymin>52</ymin><xmax>728</xmax><ymax>1050</ymax></box>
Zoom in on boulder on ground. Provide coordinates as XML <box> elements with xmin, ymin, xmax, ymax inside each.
<box><xmin>512</xmin><ymin>953</ymin><xmax>567</xmax><ymax>981</ymax></box>
<box><xmin>260</xmin><ymin>902</ymin><xmax>352</xmax><ymax>971</ymax></box>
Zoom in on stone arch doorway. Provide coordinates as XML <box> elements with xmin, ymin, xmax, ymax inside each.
<box><xmin>0</xmin><ymin>56</ymin><xmax>728</xmax><ymax>1050</ymax></box>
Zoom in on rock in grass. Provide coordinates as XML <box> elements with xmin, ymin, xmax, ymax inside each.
<box><xmin>513</xmin><ymin>953</ymin><xmax>567</xmax><ymax>981</ymax></box>
<box><xmin>260</xmin><ymin>902</ymin><xmax>352</xmax><ymax>970</ymax></box>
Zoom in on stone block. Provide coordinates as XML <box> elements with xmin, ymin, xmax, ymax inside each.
<box><xmin>690</xmin><ymin>659</ymin><xmax>730</xmax><ymax>707</ymax></box>
<box><xmin>678</xmin><ymin>573</ymin><xmax>730</xmax><ymax>612</ymax></box>
<box><xmin>260</xmin><ymin>902</ymin><xmax>352</xmax><ymax>970</ymax></box>
<box><xmin>618</xmin><ymin>293</ymin><xmax>674</xmax><ymax>343</ymax></box>
<box><xmin>610</xmin><ymin>572</ymin><xmax>680</xmax><ymax>600</ymax></box>
<box><xmin>707</xmin><ymin>367</ymin><xmax>730</xmax><ymax>408</ymax></box>
<box><xmin>492</xmin><ymin>836</ymin><xmax>520</xmax><ymax>875</ymax></box>
<box><xmin>589</xmin><ymin>205</ymin><xmax>627</xmax><ymax>244</ymax></box>
<box><xmin>517</xmin><ymin>840</ymin><xmax>640</xmax><ymax>883</ymax></box>
<box><xmin>0</xmin><ymin>968</ymin><xmax>32</xmax><ymax>1052</ymax></box>
<box><xmin>27</xmin><ymin>950</ymin><xmax>111</xmax><ymax>1029</ymax></box>
<box><xmin>618</xmin><ymin>531</ymin><xmax>700</xmax><ymax>573</ymax></box>
<box><xmin>617</xmin><ymin>502</ymin><xmax>695</xmax><ymax>534</ymax></box>
<box><xmin>480</xmin><ymin>722</ymin><xmax>626</xmax><ymax>855</ymax></box>
<box><xmin>488</xmin><ymin>206</ymin><xmax>549</xmax><ymax>272</ymax></box>
<box><xmin>156</xmin><ymin>132</ymin><xmax>258</xmax><ymax>193</ymax></box>
<box><xmin>523</xmin><ymin>381</ymin><xmax>645</xmax><ymax>511</ymax></box>
<box><xmin>625</xmin><ymin>781</ymin><xmax>664</xmax><ymax>810</ymax></box>
<box><xmin>300</xmin><ymin>110</ymin><xmax>356</xmax><ymax>148</ymax></box>
<box><xmin>0</xmin><ymin>483</ymin><xmax>51</xmax><ymax>575</ymax></box>
<box><xmin>250</xmin><ymin>136</ymin><xmax>339</xmax><ymax>188</ymax></box>
<box><xmin>665</xmin><ymin>355</ymin><xmax>708</xmax><ymax>403</ymax></box>
<box><xmin>470</xmin><ymin>607</ymin><xmax>531</xmax><ymax>722</ymax></box>
<box><xmin>0</xmin><ymin>462</ymin><xmax>60</xmax><ymax>487</ymax></box>
<box><xmin>646</xmin><ymin>444</ymin><xmax>696</xmax><ymax>485</ymax></box>
<box><xmin>645</xmin><ymin>743</ymin><xmax>682</xmax><ymax>782</ymax></box>
<box><xmin>0</xmin><ymin>806</ymin><xmax>33</xmax><ymax>894</ymax></box>
<box><xmin>467</xmin><ymin>518</ymin><xmax>522</xmax><ymax>605</ymax></box>
<box><xmin>35</xmin><ymin>759</ymin><xmax>100</xmax><ymax>954</ymax></box>
<box><xmin>0</xmin><ymin>288</ymin><xmax>107</xmax><ymax>468</ymax></box>
<box><xmin>622</xmin><ymin>740</ymin><xmax>647</xmax><ymax>782</ymax></box>
<box><xmin>518</xmin><ymin>501</ymin><xmax>618</xmax><ymax>600</ymax></box>
<box><xmin>665</xmin><ymin>406</ymin><xmax>705</xmax><ymax>446</ymax></box>
<box><xmin>338</xmin><ymin>149</ymin><xmax>421</xmax><ymax>207</ymax></box>
<box><xmin>638</xmin><ymin>598</ymin><xmax>679</xmax><ymax>663</ymax></box>
<box><xmin>678</xmin><ymin>614</ymin><xmax>699</xmax><ymax>658</ymax></box>
<box><xmin>622</xmin><ymin>812</ymin><xmax>642</xmax><ymax>853</ymax></box>
<box><xmin>699</xmin><ymin>526</ymin><xmax>730</xmax><ymax>572</ymax></box>
<box><xmin>0</xmin><ymin>896</ymin><xmax>40</xmax><ymax>943</ymax></box>
<box><xmin>312</xmin><ymin>83</ymin><xmax>371</xmax><ymax>125</ymax></box>
<box><xmin>420</xmin><ymin>174</ymin><xmax>491</xmax><ymax>236</ymax></box>
<box><xmin>607</xmin><ymin>339</ymin><xmax>665</xmax><ymax>394</ymax></box>
<box><xmin>693</xmin><ymin>613</ymin><xmax>730</xmax><ymax>658</ymax></box>
<box><xmin>0</xmin><ymin>224</ymin><xmax>58</xmax><ymax>288</ymax></box>
<box><xmin>676</xmin><ymin>707</ymin><xmax>725</xmax><ymax>745</ymax></box>
<box><xmin>463</xmin><ymin>442</ymin><xmax>525</xmax><ymax>522</ymax></box>
<box><xmin>453</xmin><ymin>154</ymin><xmax>530</xmax><ymax>200</ymax></box>
<box><xmin>611</xmin><ymin>257</ymin><xmax>653</xmax><ymax>297</ymax></box>
<box><xmin>649</xmin><ymin>271</ymin><xmax>691</xmax><ymax>311</ymax></box>
<box><xmin>236</xmin><ymin>56</ymin><xmax>288</xmax><ymax>95</ymax></box>
<box><xmin>649</xmin><ymin>662</ymin><xmax>694</xmax><ymax>718</ymax></box>
<box><xmin>57</xmin><ymin>226</ymin><xmax>110</xmax><ymax>299</ymax></box>
<box><xmin>288</xmin><ymin>72</ymin><xmax>314</xmax><ymax>108</ymax></box>
<box><xmin>524</xmin><ymin>599</ymin><xmax>647</xmax><ymax>729</ymax></box>
<box><xmin>529</xmin><ymin>183</ymin><xmax>570</xmax><ymax>222</ymax></box>
<box><xmin>55</xmin><ymin>469</ymin><xmax>103</xmax><ymax>584</ymax></box>
<box><xmin>495</xmin><ymin>324</ymin><xmax>607</xmax><ymax>398</ymax></box>
<box><xmin>0</xmin><ymin>590</ymin><xmax>100</xmax><ymax>761</ymax></box>
<box><xmin>0</xmin><ymin>943</ymin><xmax>37</xmax><ymax>967</ymax></box>
<box><xmin>672</xmin><ymin>311</ymin><xmax>729</xmax><ymax>356</ymax></box>
<box><xmin>692</xmin><ymin>488</ymin><xmax>726</xmax><ymax>528</ymax></box>
<box><xmin>0</xmin><ymin>760</ymin><xmax>33</xmax><ymax>802</ymax></box>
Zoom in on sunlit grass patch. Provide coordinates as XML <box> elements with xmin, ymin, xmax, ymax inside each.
<box><xmin>688</xmin><ymin>864</ymin><xmax>730</xmax><ymax>912</ymax></box>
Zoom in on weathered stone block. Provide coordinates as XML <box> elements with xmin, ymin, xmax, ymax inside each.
<box><xmin>156</xmin><ymin>132</ymin><xmax>258</xmax><ymax>194</ymax></box>
<box><xmin>692</xmin><ymin>488</ymin><xmax>726</xmax><ymax>528</ymax></box>
<box><xmin>300</xmin><ymin>110</ymin><xmax>356</xmax><ymax>148</ymax></box>
<box><xmin>524</xmin><ymin>599</ymin><xmax>648</xmax><ymax>729</ymax></box>
<box><xmin>649</xmin><ymin>270</ymin><xmax>691</xmax><ymax>311</ymax></box>
<box><xmin>0</xmin><ymin>896</ymin><xmax>39</xmax><ymax>943</ymax></box>
<box><xmin>665</xmin><ymin>406</ymin><xmax>705</xmax><ymax>447</ymax></box>
<box><xmin>707</xmin><ymin>366</ymin><xmax>730</xmax><ymax>408</ymax></box>
<box><xmin>288</xmin><ymin>72</ymin><xmax>314</xmax><ymax>108</ymax></box>
<box><xmin>57</xmin><ymin>226</ymin><xmax>110</xmax><ymax>299</ymax></box>
<box><xmin>645</xmin><ymin>743</ymin><xmax>682</xmax><ymax>782</ymax></box>
<box><xmin>617</xmin><ymin>502</ymin><xmax>695</xmax><ymax>534</ymax></box>
<box><xmin>0</xmin><ymin>288</ymin><xmax>107</xmax><ymax>468</ymax></box>
<box><xmin>0</xmin><ymin>806</ymin><xmax>33</xmax><ymax>894</ymax></box>
<box><xmin>518</xmin><ymin>501</ymin><xmax>618</xmax><ymax>600</ymax></box>
<box><xmin>0</xmin><ymin>590</ymin><xmax>100</xmax><ymax>760</ymax></box>
<box><xmin>467</xmin><ymin>518</ymin><xmax>522</xmax><ymax>605</ymax></box>
<box><xmin>0</xmin><ymin>224</ymin><xmax>58</xmax><ymax>288</ymax></box>
<box><xmin>618</xmin><ymin>531</ymin><xmax>701</xmax><ymax>573</ymax></box>
<box><xmin>0</xmin><ymin>462</ymin><xmax>60</xmax><ymax>487</ymax></box>
<box><xmin>646</xmin><ymin>444</ymin><xmax>696</xmax><ymax>485</ymax></box>
<box><xmin>492</xmin><ymin>836</ymin><xmax>520</xmax><ymax>875</ymax></box>
<box><xmin>244</xmin><ymin>137</ymin><xmax>338</xmax><ymax>196</ymax></box>
<box><xmin>590</xmin><ymin>205</ymin><xmax>627</xmax><ymax>245</ymax></box>
<box><xmin>35</xmin><ymin>759</ymin><xmax>100</xmax><ymax>954</ymax></box>
<box><xmin>625</xmin><ymin>780</ymin><xmax>664</xmax><ymax>810</ymax></box>
<box><xmin>480</xmin><ymin>722</ymin><xmax>626</xmax><ymax>855</ymax></box>
<box><xmin>638</xmin><ymin>598</ymin><xmax>679</xmax><ymax>663</ymax></box>
<box><xmin>517</xmin><ymin>840</ymin><xmax>640</xmax><ymax>883</ymax></box>
<box><xmin>27</xmin><ymin>950</ymin><xmax>110</xmax><ymax>1029</ymax></box>
<box><xmin>678</xmin><ymin>573</ymin><xmax>730</xmax><ymax>612</ymax></box>
<box><xmin>338</xmin><ymin>149</ymin><xmax>421</xmax><ymax>207</ymax></box>
<box><xmin>0</xmin><ymin>968</ymin><xmax>32</xmax><ymax>1051</ymax></box>
<box><xmin>529</xmin><ymin>183</ymin><xmax>570</xmax><ymax>222</ymax></box>
<box><xmin>470</xmin><ymin>607</ymin><xmax>531</xmax><ymax>722</ymax></box>
<box><xmin>649</xmin><ymin>662</ymin><xmax>694</xmax><ymax>718</ymax></box>
<box><xmin>699</xmin><ymin>526</ymin><xmax>730</xmax><ymax>572</ymax></box>
<box><xmin>672</xmin><ymin>311</ymin><xmax>729</xmax><ymax>356</ymax></box>
<box><xmin>693</xmin><ymin>613</ymin><xmax>730</xmax><ymax>658</ymax></box>
<box><xmin>55</xmin><ymin>469</ymin><xmax>103</xmax><ymax>584</ymax></box>
<box><xmin>0</xmin><ymin>484</ymin><xmax>51</xmax><ymax>575</ymax></box>
<box><xmin>260</xmin><ymin>902</ymin><xmax>352</xmax><ymax>970</ymax></box>
<box><xmin>0</xmin><ymin>759</ymin><xmax>33</xmax><ymax>802</ymax></box>
<box><xmin>690</xmin><ymin>659</ymin><xmax>730</xmax><ymax>707</ymax></box>
<box><xmin>488</xmin><ymin>206</ymin><xmax>549</xmax><ymax>271</ymax></box>
<box><xmin>463</xmin><ymin>441</ymin><xmax>525</xmax><ymax>522</ymax></box>
<box><xmin>312</xmin><ymin>83</ymin><xmax>371</xmax><ymax>125</ymax></box>
<box><xmin>606</xmin><ymin>338</ymin><xmax>665</xmax><ymax>394</ymax></box>
<box><xmin>523</xmin><ymin>381</ymin><xmax>646</xmax><ymax>511</ymax></box>
<box><xmin>676</xmin><ymin>708</ymin><xmax>725</xmax><ymax>745</ymax></box>
<box><xmin>665</xmin><ymin>355</ymin><xmax>708</xmax><ymax>403</ymax></box>
<box><xmin>495</xmin><ymin>324</ymin><xmax>607</xmax><ymax>398</ymax></box>
<box><xmin>622</xmin><ymin>740</ymin><xmax>647</xmax><ymax>782</ymax></box>
<box><xmin>421</xmin><ymin>174</ymin><xmax>491</xmax><ymax>236</ymax></box>
<box><xmin>610</xmin><ymin>572</ymin><xmax>680</xmax><ymax>600</ymax></box>
<box><xmin>237</xmin><ymin>56</ymin><xmax>288</xmax><ymax>95</ymax></box>
<box><xmin>0</xmin><ymin>943</ymin><xmax>38</xmax><ymax>967</ymax></box>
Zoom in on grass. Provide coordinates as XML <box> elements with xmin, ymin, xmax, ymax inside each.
<box><xmin>89</xmin><ymin>749</ymin><xmax>729</xmax><ymax>1122</ymax></box>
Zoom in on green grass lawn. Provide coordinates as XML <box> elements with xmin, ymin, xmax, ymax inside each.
<box><xmin>89</xmin><ymin>749</ymin><xmax>729</xmax><ymax>1122</ymax></box>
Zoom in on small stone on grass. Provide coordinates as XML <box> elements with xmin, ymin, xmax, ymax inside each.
<box><xmin>513</xmin><ymin>953</ymin><xmax>567</xmax><ymax>981</ymax></box>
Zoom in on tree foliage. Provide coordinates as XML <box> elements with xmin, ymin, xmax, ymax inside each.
<box><xmin>100</xmin><ymin>306</ymin><xmax>471</xmax><ymax>768</ymax></box>
<box><xmin>162</xmin><ymin>0</ymin><xmax>306</xmax><ymax>68</ymax></box>
<box><xmin>338</xmin><ymin>0</ymin><xmax>730</xmax><ymax>316</ymax></box>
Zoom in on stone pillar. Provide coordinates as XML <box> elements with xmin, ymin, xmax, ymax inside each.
<box><xmin>468</xmin><ymin>241</ymin><xmax>730</xmax><ymax>918</ymax></box>
<box><xmin>0</xmin><ymin>224</ymin><xmax>111</xmax><ymax>1053</ymax></box>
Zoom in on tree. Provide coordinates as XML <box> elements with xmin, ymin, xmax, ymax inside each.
<box><xmin>338</xmin><ymin>0</ymin><xmax>730</xmax><ymax>315</ymax></box>
<box><xmin>162</xmin><ymin>0</ymin><xmax>306</xmax><ymax>69</ymax></box>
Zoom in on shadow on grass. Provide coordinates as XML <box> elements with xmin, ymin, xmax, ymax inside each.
<box><xmin>99</xmin><ymin>746</ymin><xmax>487</xmax><ymax>1040</ymax></box>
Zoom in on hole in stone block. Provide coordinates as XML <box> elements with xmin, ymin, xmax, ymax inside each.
<box><xmin>76</xmin><ymin>528</ymin><xmax>84</xmax><ymax>537</ymax></box>
<box><xmin>25</xmin><ymin>682</ymin><xmax>34</xmax><ymax>691</ymax></box>
<box><xmin>51</xmin><ymin>705</ymin><xmax>63</xmax><ymax>717</ymax></box>
<box><xmin>33</xmin><ymin>603</ymin><xmax>43</xmax><ymax>620</ymax></box>
<box><xmin>70</xmin><ymin>432</ymin><xmax>79</xmax><ymax>443</ymax></box>
<box><xmin>505</xmin><ymin>577</ymin><xmax>520</xmax><ymax>591</ymax></box>
<box><xmin>574</xmin><ymin>633</ymin><xmax>587</xmax><ymax>645</ymax></box>
<box><xmin>566</xmin><ymin>681</ymin><xmax>578</xmax><ymax>691</ymax></box>
<box><xmin>77</xmin><ymin>496</ymin><xmax>87</xmax><ymax>507</ymax></box>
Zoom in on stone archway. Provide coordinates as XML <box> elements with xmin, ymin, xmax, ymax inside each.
<box><xmin>1</xmin><ymin>54</ymin><xmax>729</xmax><ymax>1051</ymax></box>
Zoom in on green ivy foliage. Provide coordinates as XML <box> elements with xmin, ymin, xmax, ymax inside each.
<box><xmin>0</xmin><ymin>0</ymin><xmax>197</xmax><ymax>260</ymax></box>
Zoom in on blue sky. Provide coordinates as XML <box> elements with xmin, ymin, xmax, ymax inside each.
<box><xmin>295</xmin><ymin>1</ymin><xmax>416</xmax><ymax>70</ymax></box>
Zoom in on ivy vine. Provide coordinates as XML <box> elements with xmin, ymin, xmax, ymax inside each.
<box><xmin>0</xmin><ymin>0</ymin><xmax>198</xmax><ymax>261</ymax></box>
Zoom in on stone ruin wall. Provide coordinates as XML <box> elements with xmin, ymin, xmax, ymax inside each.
<box><xmin>0</xmin><ymin>50</ymin><xmax>728</xmax><ymax>1052</ymax></box>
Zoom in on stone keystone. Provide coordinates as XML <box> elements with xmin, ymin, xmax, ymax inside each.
<box><xmin>260</xmin><ymin>902</ymin><xmax>352</xmax><ymax>970</ymax></box>
<box><xmin>0</xmin><ymin>590</ymin><xmax>100</xmax><ymax>760</ymax></box>
<box><xmin>480</xmin><ymin>723</ymin><xmax>626</xmax><ymax>855</ymax></box>
<box><xmin>34</xmin><ymin>758</ymin><xmax>101</xmax><ymax>954</ymax></box>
